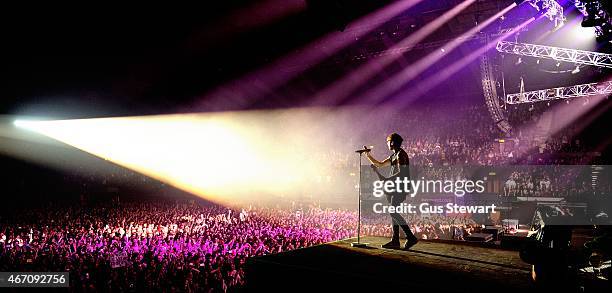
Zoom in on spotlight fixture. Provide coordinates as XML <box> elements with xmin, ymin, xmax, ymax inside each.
<box><xmin>581</xmin><ymin>2</ymin><xmax>600</xmax><ymax>28</ymax></box>
<box><xmin>576</xmin><ymin>0</ymin><xmax>612</xmax><ymax>41</ymax></box>
<box><xmin>527</xmin><ymin>0</ymin><xmax>565</xmax><ymax>27</ymax></box>
<box><xmin>572</xmin><ymin>65</ymin><xmax>580</xmax><ymax>74</ymax></box>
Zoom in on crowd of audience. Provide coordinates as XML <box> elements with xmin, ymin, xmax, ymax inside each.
<box><xmin>0</xmin><ymin>200</ymin><xmax>356</xmax><ymax>291</ymax></box>
<box><xmin>501</xmin><ymin>166</ymin><xmax>608</xmax><ymax>198</ymax></box>
<box><xmin>0</xmin><ymin>198</ymin><xmax>495</xmax><ymax>291</ymax></box>
<box><xmin>314</xmin><ymin>103</ymin><xmax>606</xmax><ymax>201</ymax></box>
<box><xmin>345</xmin><ymin>103</ymin><xmax>601</xmax><ymax>167</ymax></box>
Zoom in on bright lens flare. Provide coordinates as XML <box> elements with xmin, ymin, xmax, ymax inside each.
<box><xmin>13</xmin><ymin>111</ymin><xmax>337</xmax><ymax>205</ymax></box>
<box><xmin>14</xmin><ymin>120</ymin><xmax>36</xmax><ymax>128</ymax></box>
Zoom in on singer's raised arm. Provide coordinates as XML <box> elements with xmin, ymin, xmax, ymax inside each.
<box><xmin>365</xmin><ymin>152</ymin><xmax>390</xmax><ymax>167</ymax></box>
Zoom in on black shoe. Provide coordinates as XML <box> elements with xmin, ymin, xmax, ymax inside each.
<box><xmin>381</xmin><ymin>240</ymin><xmax>400</xmax><ymax>249</ymax></box>
<box><xmin>403</xmin><ymin>239</ymin><xmax>418</xmax><ymax>250</ymax></box>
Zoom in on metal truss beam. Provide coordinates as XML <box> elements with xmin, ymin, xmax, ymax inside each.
<box><xmin>506</xmin><ymin>81</ymin><xmax>612</xmax><ymax>104</ymax></box>
<box><xmin>496</xmin><ymin>40</ymin><xmax>612</xmax><ymax>68</ymax></box>
<box><xmin>573</xmin><ymin>0</ymin><xmax>588</xmax><ymax>16</ymax></box>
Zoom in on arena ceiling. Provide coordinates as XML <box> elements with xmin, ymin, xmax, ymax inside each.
<box><xmin>0</xmin><ymin>1</ymin><xmax>524</xmax><ymax>118</ymax></box>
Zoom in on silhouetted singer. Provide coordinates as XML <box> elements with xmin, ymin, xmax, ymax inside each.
<box><xmin>365</xmin><ymin>132</ymin><xmax>418</xmax><ymax>250</ymax></box>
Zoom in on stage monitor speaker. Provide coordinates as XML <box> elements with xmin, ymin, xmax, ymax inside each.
<box><xmin>482</xmin><ymin>227</ymin><xmax>503</xmax><ymax>240</ymax></box>
<box><xmin>465</xmin><ymin>233</ymin><xmax>493</xmax><ymax>242</ymax></box>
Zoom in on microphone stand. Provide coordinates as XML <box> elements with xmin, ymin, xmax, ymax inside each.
<box><xmin>351</xmin><ymin>148</ymin><xmax>370</xmax><ymax>248</ymax></box>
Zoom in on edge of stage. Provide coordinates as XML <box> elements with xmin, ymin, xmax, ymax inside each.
<box><xmin>245</xmin><ymin>236</ymin><xmax>533</xmax><ymax>292</ymax></box>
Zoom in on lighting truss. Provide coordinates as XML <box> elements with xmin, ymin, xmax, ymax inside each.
<box><xmin>505</xmin><ymin>81</ymin><xmax>612</xmax><ymax>104</ymax></box>
<box><xmin>527</xmin><ymin>0</ymin><xmax>565</xmax><ymax>27</ymax></box>
<box><xmin>573</xmin><ymin>0</ymin><xmax>588</xmax><ymax>16</ymax></box>
<box><xmin>496</xmin><ymin>41</ymin><xmax>612</xmax><ymax>68</ymax></box>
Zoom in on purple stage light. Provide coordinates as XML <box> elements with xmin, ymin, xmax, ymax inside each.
<box><xmin>309</xmin><ymin>0</ymin><xmax>477</xmax><ymax>107</ymax></box>
<box><xmin>190</xmin><ymin>0</ymin><xmax>425</xmax><ymax>112</ymax></box>
<box><xmin>355</xmin><ymin>3</ymin><xmax>519</xmax><ymax>105</ymax></box>
<box><xmin>401</xmin><ymin>16</ymin><xmax>541</xmax><ymax>108</ymax></box>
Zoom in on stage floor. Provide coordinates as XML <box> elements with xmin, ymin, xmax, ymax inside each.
<box><xmin>245</xmin><ymin>236</ymin><xmax>533</xmax><ymax>292</ymax></box>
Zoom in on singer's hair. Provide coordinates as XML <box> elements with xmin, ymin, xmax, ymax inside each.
<box><xmin>386</xmin><ymin>132</ymin><xmax>403</xmax><ymax>146</ymax></box>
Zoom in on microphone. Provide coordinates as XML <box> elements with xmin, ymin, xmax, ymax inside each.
<box><xmin>355</xmin><ymin>145</ymin><xmax>373</xmax><ymax>154</ymax></box>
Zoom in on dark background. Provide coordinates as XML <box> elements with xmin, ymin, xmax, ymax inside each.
<box><xmin>0</xmin><ymin>1</ymin><xmax>525</xmax><ymax>118</ymax></box>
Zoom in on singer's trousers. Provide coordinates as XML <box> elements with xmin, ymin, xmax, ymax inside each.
<box><xmin>386</xmin><ymin>194</ymin><xmax>418</xmax><ymax>242</ymax></box>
